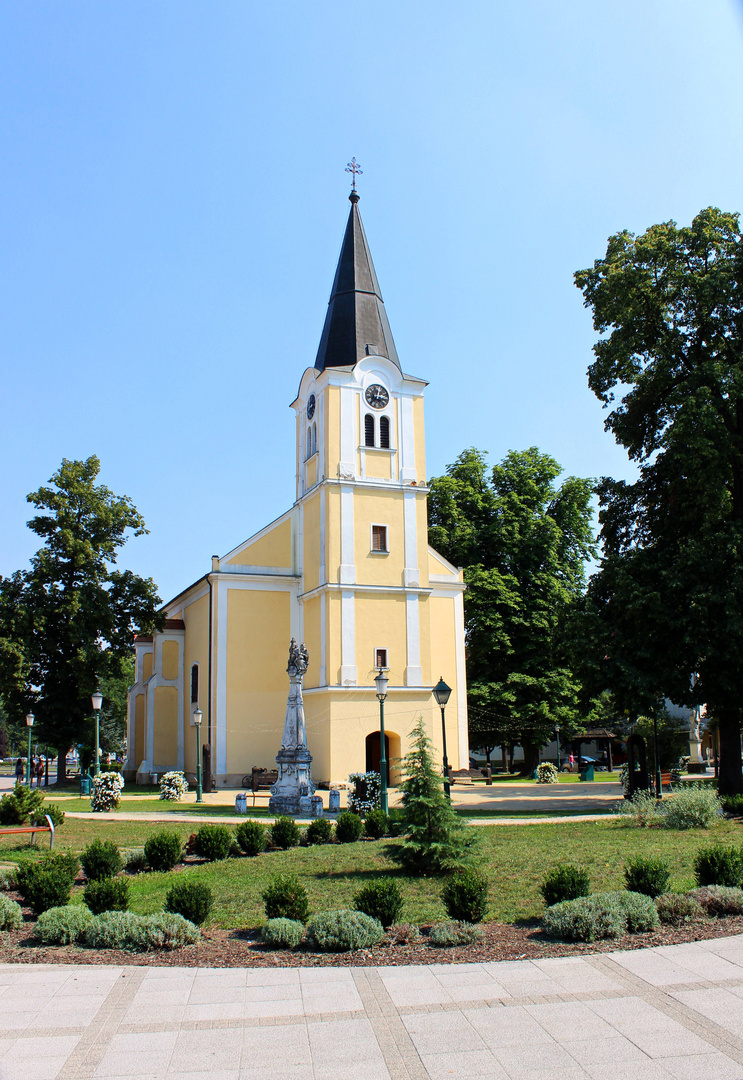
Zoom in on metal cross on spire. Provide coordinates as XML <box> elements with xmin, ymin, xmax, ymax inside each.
<box><xmin>345</xmin><ymin>157</ymin><xmax>363</xmax><ymax>191</ymax></box>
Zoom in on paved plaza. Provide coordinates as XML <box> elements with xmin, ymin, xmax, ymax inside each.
<box><xmin>2</xmin><ymin>936</ymin><xmax>743</xmax><ymax>1079</ymax></box>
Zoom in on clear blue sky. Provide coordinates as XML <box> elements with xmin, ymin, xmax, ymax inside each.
<box><xmin>2</xmin><ymin>1</ymin><xmax>742</xmax><ymax>604</ymax></box>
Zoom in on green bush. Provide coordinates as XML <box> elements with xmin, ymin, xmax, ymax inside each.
<box><xmin>542</xmin><ymin>891</ymin><xmax>659</xmax><ymax>942</ymax></box>
<box><xmin>45</xmin><ymin>851</ymin><xmax>80</xmax><ymax>882</ymax></box>
<box><xmin>306</xmin><ymin>817</ymin><xmax>334</xmax><ymax>845</ymax></box>
<box><xmin>613</xmin><ymin>790</ymin><xmax>664</xmax><ymax>827</ymax></box>
<box><xmin>261</xmin><ymin>874</ymin><xmax>310</xmax><ymax>923</ymax></box>
<box><xmin>270</xmin><ymin>817</ymin><xmax>300</xmax><ymax>850</ymax></box>
<box><xmin>721</xmin><ymin>794</ymin><xmax>743</xmax><ymax>817</ymax></box>
<box><xmin>386</xmin><ymin>808</ymin><xmax>406</xmax><ymax>836</ymax></box>
<box><xmin>353</xmin><ymin>878</ymin><xmax>403</xmax><ymax>928</ymax></box>
<box><xmin>30</xmin><ymin>803</ymin><xmax>65</xmax><ymax>827</ymax></box>
<box><xmin>305</xmin><ymin>909</ymin><xmax>383</xmax><ymax>952</ymax></box>
<box><xmin>540</xmin><ymin>865</ymin><xmax>590</xmax><ymax>907</ymax></box>
<box><xmin>0</xmin><ymin>893</ymin><xmax>22</xmax><ymax>930</ymax></box>
<box><xmin>694</xmin><ymin>845</ymin><xmax>743</xmax><ymax>887</ymax></box>
<box><xmin>663</xmin><ymin>786</ymin><xmax>722</xmax><ymax>829</ymax></box>
<box><xmin>235</xmin><ymin>820</ymin><xmax>267</xmax><ymax>856</ymax></box>
<box><xmin>84</xmin><ymin>910</ymin><xmax>200</xmax><ymax>951</ymax></box>
<box><xmin>35</xmin><ymin>905</ymin><xmax>94</xmax><ymax>944</ymax></box>
<box><xmin>193</xmin><ymin>824</ymin><xmax>233</xmax><ymax>861</ymax></box>
<box><xmin>81</xmin><ymin>840</ymin><xmax>123</xmax><ymax>882</ymax></box>
<box><xmin>655</xmin><ymin>893</ymin><xmax>704</xmax><ymax>925</ymax></box>
<box><xmin>429</xmin><ymin>921</ymin><xmax>483</xmax><ymax>947</ymax></box>
<box><xmin>0</xmin><ymin>867</ymin><xmax>17</xmax><ymax>891</ymax></box>
<box><xmin>83</xmin><ymin>877</ymin><xmax>130</xmax><ymax>915</ymax></box>
<box><xmin>441</xmin><ymin>869</ymin><xmax>489</xmax><ymax>923</ymax></box>
<box><xmin>335</xmin><ymin>811</ymin><xmax>363</xmax><ymax>843</ymax></box>
<box><xmin>123</xmin><ymin>848</ymin><xmax>147</xmax><ymax>873</ymax></box>
<box><xmin>143</xmin><ymin>830</ymin><xmax>183</xmax><ymax>872</ymax></box>
<box><xmin>15</xmin><ymin>857</ymin><xmax>77</xmax><ymax>915</ymax></box>
<box><xmin>0</xmin><ymin>783</ymin><xmax>45</xmax><ymax>825</ymax></box>
<box><xmin>165</xmin><ymin>881</ymin><xmax>214</xmax><ymax>926</ymax></box>
<box><xmin>83</xmin><ymin>911</ymin><xmax>140</xmax><ymax>950</ymax></box>
<box><xmin>261</xmin><ymin>918</ymin><xmax>304</xmax><ymax>949</ymax></box>
<box><xmin>688</xmin><ymin>885</ymin><xmax>743</xmax><ymax>916</ymax></box>
<box><xmin>364</xmin><ymin>809</ymin><xmax>390</xmax><ymax>839</ymax></box>
<box><xmin>385</xmin><ymin>922</ymin><xmax>421</xmax><ymax>945</ymax></box>
<box><xmin>623</xmin><ymin>856</ymin><xmax>671</xmax><ymax>898</ymax></box>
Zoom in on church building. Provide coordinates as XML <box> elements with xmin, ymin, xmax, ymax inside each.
<box><xmin>126</xmin><ymin>188</ymin><xmax>468</xmax><ymax>788</ymax></box>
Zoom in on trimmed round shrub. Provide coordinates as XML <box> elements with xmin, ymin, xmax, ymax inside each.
<box><xmin>353</xmin><ymin>878</ymin><xmax>403</xmax><ymax>928</ymax></box>
<box><xmin>694</xmin><ymin>845</ymin><xmax>743</xmax><ymax>887</ymax></box>
<box><xmin>144</xmin><ymin>830</ymin><xmax>183</xmax><ymax>872</ymax></box>
<box><xmin>306</xmin><ymin>909</ymin><xmax>383</xmax><ymax>952</ymax></box>
<box><xmin>270</xmin><ymin>816</ymin><xmax>300</xmax><ymax>850</ymax></box>
<box><xmin>721</xmin><ymin>794</ymin><xmax>743</xmax><ymax>817</ymax></box>
<box><xmin>261</xmin><ymin>874</ymin><xmax>310</xmax><ymax>923</ymax></box>
<box><xmin>35</xmin><ymin>905</ymin><xmax>94</xmax><ymax>944</ymax></box>
<box><xmin>540</xmin><ymin>865</ymin><xmax>590</xmax><ymax>907</ymax></box>
<box><xmin>83</xmin><ymin>911</ymin><xmax>140</xmax><ymax>950</ymax></box>
<box><xmin>429</xmin><ymin>921</ymin><xmax>483</xmax><ymax>947</ymax></box>
<box><xmin>235</xmin><ymin>820</ymin><xmax>267</xmax><ymax>856</ymax></box>
<box><xmin>441</xmin><ymin>869</ymin><xmax>489</xmax><ymax>923</ymax></box>
<box><xmin>364</xmin><ymin>809</ymin><xmax>390</xmax><ymax>839</ymax></box>
<box><xmin>335</xmin><ymin>811</ymin><xmax>363</xmax><ymax>843</ymax></box>
<box><xmin>542</xmin><ymin>891</ymin><xmax>659</xmax><ymax>942</ymax></box>
<box><xmin>261</xmin><ymin>918</ymin><xmax>304</xmax><ymax>949</ymax></box>
<box><xmin>123</xmin><ymin>848</ymin><xmax>147</xmax><ymax>873</ymax></box>
<box><xmin>81</xmin><ymin>840</ymin><xmax>123</xmax><ymax>882</ymax></box>
<box><xmin>663</xmin><ymin>786</ymin><xmax>722</xmax><ymax>830</ymax></box>
<box><xmin>90</xmin><ymin>771</ymin><xmax>124</xmax><ymax>812</ymax></box>
<box><xmin>84</xmin><ymin>877</ymin><xmax>130</xmax><ymax>915</ymax></box>
<box><xmin>193</xmin><ymin>824</ymin><xmax>233</xmax><ymax>862</ymax></box>
<box><xmin>688</xmin><ymin>885</ymin><xmax>743</xmax><ymax>916</ymax></box>
<box><xmin>84</xmin><ymin>910</ymin><xmax>200</xmax><ymax>951</ymax></box>
<box><xmin>165</xmin><ymin>881</ymin><xmax>213</xmax><ymax>926</ymax></box>
<box><xmin>0</xmin><ymin>893</ymin><xmax>22</xmax><ymax>930</ymax></box>
<box><xmin>30</xmin><ymin>803</ymin><xmax>65</xmax><ymax>827</ymax></box>
<box><xmin>306</xmin><ymin>817</ymin><xmax>333</xmax><ymax>845</ymax></box>
<box><xmin>16</xmin><ymin>861</ymin><xmax>74</xmax><ymax>915</ymax></box>
<box><xmin>656</xmin><ymin>893</ymin><xmax>704</xmax><ymax>925</ymax></box>
<box><xmin>623</xmin><ymin>856</ymin><xmax>671</xmax><ymax>898</ymax></box>
<box><xmin>0</xmin><ymin>866</ymin><xmax>18</xmax><ymax>891</ymax></box>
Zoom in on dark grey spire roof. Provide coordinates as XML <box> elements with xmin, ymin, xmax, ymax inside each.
<box><xmin>314</xmin><ymin>192</ymin><xmax>401</xmax><ymax>372</ymax></box>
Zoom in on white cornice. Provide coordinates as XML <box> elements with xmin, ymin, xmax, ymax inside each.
<box><xmin>298</xmin><ymin>582</ymin><xmax>433</xmax><ymax>602</ymax></box>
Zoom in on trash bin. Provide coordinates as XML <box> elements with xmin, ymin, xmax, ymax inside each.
<box><xmin>579</xmin><ymin>764</ymin><xmax>595</xmax><ymax>782</ymax></box>
<box><xmin>79</xmin><ymin>774</ymin><xmax>92</xmax><ymax>796</ymax></box>
<box><xmin>234</xmin><ymin>793</ymin><xmax>248</xmax><ymax>814</ymax></box>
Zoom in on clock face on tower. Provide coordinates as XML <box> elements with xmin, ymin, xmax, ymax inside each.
<box><xmin>365</xmin><ymin>384</ymin><xmax>389</xmax><ymax>410</ymax></box>
<box><xmin>306</xmin><ymin>394</ymin><xmax>316</xmax><ymax>420</ymax></box>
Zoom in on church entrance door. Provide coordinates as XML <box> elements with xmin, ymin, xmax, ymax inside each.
<box><xmin>365</xmin><ymin>732</ymin><xmax>390</xmax><ymax>787</ymax></box>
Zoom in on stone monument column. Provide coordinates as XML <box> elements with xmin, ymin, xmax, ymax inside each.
<box><xmin>268</xmin><ymin>639</ymin><xmax>315</xmax><ymax>815</ymax></box>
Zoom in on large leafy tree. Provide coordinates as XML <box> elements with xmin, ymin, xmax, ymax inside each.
<box><xmin>428</xmin><ymin>447</ymin><xmax>595</xmax><ymax>772</ymax></box>
<box><xmin>0</xmin><ymin>457</ymin><xmax>162</xmax><ymax>779</ymax></box>
<box><xmin>575</xmin><ymin>206</ymin><xmax>743</xmax><ymax>793</ymax></box>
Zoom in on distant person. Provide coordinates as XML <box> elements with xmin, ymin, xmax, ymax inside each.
<box><xmin>568</xmin><ymin>753</ymin><xmax>575</xmax><ymax>773</ymax></box>
<box><xmin>14</xmin><ymin>758</ymin><xmax>24</xmax><ymax>784</ymax></box>
<box><xmin>36</xmin><ymin>759</ymin><xmax>44</xmax><ymax>788</ymax></box>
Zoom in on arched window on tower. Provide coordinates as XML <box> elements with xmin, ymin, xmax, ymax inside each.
<box><xmin>190</xmin><ymin>664</ymin><xmax>199</xmax><ymax>705</ymax></box>
<box><xmin>306</xmin><ymin>427</ymin><xmax>312</xmax><ymax>460</ymax></box>
<box><xmin>312</xmin><ymin>423</ymin><xmax>317</xmax><ymax>455</ymax></box>
<box><xmin>364</xmin><ymin>414</ymin><xmax>375</xmax><ymax>447</ymax></box>
<box><xmin>379</xmin><ymin>415</ymin><xmax>390</xmax><ymax>449</ymax></box>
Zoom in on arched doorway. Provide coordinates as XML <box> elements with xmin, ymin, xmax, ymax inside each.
<box><xmin>365</xmin><ymin>732</ymin><xmax>390</xmax><ymax>786</ymax></box>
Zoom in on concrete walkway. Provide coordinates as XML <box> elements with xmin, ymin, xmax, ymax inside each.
<box><xmin>3</xmin><ymin>937</ymin><xmax>743</xmax><ymax>1079</ymax></box>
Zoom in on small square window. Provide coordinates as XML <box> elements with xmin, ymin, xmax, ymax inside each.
<box><xmin>371</xmin><ymin>525</ymin><xmax>387</xmax><ymax>552</ymax></box>
<box><xmin>375</xmin><ymin>648</ymin><xmax>388</xmax><ymax>670</ymax></box>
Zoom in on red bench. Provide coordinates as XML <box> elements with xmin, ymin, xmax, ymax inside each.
<box><xmin>0</xmin><ymin>815</ymin><xmax>55</xmax><ymax>849</ymax></box>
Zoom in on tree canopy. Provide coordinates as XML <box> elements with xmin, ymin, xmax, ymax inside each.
<box><xmin>575</xmin><ymin>206</ymin><xmax>743</xmax><ymax>793</ymax></box>
<box><xmin>428</xmin><ymin>447</ymin><xmax>595</xmax><ymax>770</ymax></box>
<box><xmin>0</xmin><ymin>457</ymin><xmax>162</xmax><ymax>777</ymax></box>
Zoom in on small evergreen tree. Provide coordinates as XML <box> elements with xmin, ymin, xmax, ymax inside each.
<box><xmin>391</xmin><ymin>716</ymin><xmax>478</xmax><ymax>875</ymax></box>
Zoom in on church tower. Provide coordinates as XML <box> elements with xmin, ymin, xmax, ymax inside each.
<box><xmin>126</xmin><ymin>188</ymin><xmax>468</xmax><ymax>788</ymax></box>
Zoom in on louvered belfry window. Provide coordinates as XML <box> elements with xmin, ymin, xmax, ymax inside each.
<box><xmin>364</xmin><ymin>414</ymin><xmax>375</xmax><ymax>447</ymax></box>
<box><xmin>379</xmin><ymin>415</ymin><xmax>390</xmax><ymax>448</ymax></box>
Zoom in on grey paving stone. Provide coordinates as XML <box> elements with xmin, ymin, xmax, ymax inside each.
<box><xmin>606</xmin><ymin>949</ymin><xmax>703</xmax><ymax>987</ymax></box>
<box><xmin>669</xmin><ymin>986</ymin><xmax>743</xmax><ymax>1037</ymax></box>
<box><xmin>627</xmin><ymin>1027</ymin><xmax>716</xmax><ymax>1059</ymax></box>
<box><xmin>659</xmin><ymin>1051</ymin><xmax>743</xmax><ymax>1080</ymax></box>
<box><xmin>654</xmin><ymin>942</ymin><xmax>743</xmax><ymax>981</ymax></box>
<box><xmin>525</xmin><ymin>1000</ymin><xmax>619</xmax><ymax>1041</ymax></box>
<box><xmin>420</xmin><ymin>1047</ymin><xmax>510</xmax><ymax>1079</ymax></box>
<box><xmin>491</xmin><ymin>1039</ymin><xmax>587</xmax><ymax>1078</ymax></box>
<box><xmin>402</xmin><ymin>1009</ymin><xmax>488</xmax><ymax>1055</ymax></box>
<box><xmin>463</xmin><ymin>1005</ymin><xmax>556</xmax><ymax>1048</ymax></box>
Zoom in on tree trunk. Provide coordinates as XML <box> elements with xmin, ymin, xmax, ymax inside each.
<box><xmin>501</xmin><ymin>744</ymin><xmax>508</xmax><ymax>773</ymax></box>
<box><xmin>717</xmin><ymin>706</ymin><xmax>743</xmax><ymax>795</ymax></box>
<box><xmin>519</xmin><ymin>740</ymin><xmax>540</xmax><ymax>776</ymax></box>
<box><xmin>56</xmin><ymin>748</ymin><xmax>67</xmax><ymax>784</ymax></box>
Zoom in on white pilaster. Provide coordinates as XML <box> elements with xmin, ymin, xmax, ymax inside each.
<box><xmin>338</xmin><ymin>385</ymin><xmax>356</xmax><ymax>479</ymax></box>
<box><xmin>176</xmin><ymin>638</ymin><xmax>184</xmax><ymax>772</ymax></box>
<box><xmin>216</xmin><ymin>578</ymin><xmax>228</xmax><ymax>776</ymax></box>
<box><xmin>341</xmin><ymin>589</ymin><xmax>357</xmax><ymax>685</ymax></box>
<box><xmin>455</xmin><ymin>590</ymin><xmax>468</xmax><ymax>767</ymax></box>
<box><xmin>405</xmin><ymin>593</ymin><xmax>423</xmax><ymax>686</ymax></box>
<box><xmin>399</xmin><ymin>395</ymin><xmax>416</xmax><ymax>483</ymax></box>
<box><xmin>340</xmin><ymin>485</ymin><xmax>355</xmax><ymax>584</ymax></box>
<box><xmin>319</xmin><ymin>591</ymin><xmax>326</xmax><ymax>686</ymax></box>
<box><xmin>403</xmin><ymin>489</ymin><xmax>420</xmax><ymax>587</ymax></box>
<box><xmin>319</xmin><ymin>487</ymin><xmax>326</xmax><ymax>585</ymax></box>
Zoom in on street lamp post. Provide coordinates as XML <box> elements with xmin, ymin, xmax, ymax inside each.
<box><xmin>433</xmin><ymin>677</ymin><xmax>452</xmax><ymax>798</ymax></box>
<box><xmin>374</xmin><ymin>669</ymin><xmax>389</xmax><ymax>814</ymax></box>
<box><xmin>91</xmin><ymin>690</ymin><xmax>103</xmax><ymax>776</ymax></box>
<box><xmin>25</xmin><ymin>713</ymin><xmax>34</xmax><ymax>785</ymax></box>
<box><xmin>555</xmin><ymin>723</ymin><xmax>561</xmax><ymax>772</ymax></box>
<box><xmin>653</xmin><ymin>711</ymin><xmax>662</xmax><ymax>800</ymax></box>
<box><xmin>193</xmin><ymin>708</ymin><xmax>203</xmax><ymax>804</ymax></box>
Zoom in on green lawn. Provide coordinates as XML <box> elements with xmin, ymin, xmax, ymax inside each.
<box><xmin>2</xmin><ymin>814</ymin><xmax>740</xmax><ymax>929</ymax></box>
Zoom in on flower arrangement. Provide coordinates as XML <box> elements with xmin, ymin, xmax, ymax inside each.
<box><xmin>90</xmin><ymin>771</ymin><xmax>124</xmax><ymax>812</ymax></box>
<box><xmin>159</xmin><ymin>771</ymin><xmax>189</xmax><ymax>801</ymax></box>
<box><xmin>536</xmin><ymin>762</ymin><xmax>559</xmax><ymax>784</ymax></box>
<box><xmin>347</xmin><ymin>771</ymin><xmax>381</xmax><ymax>815</ymax></box>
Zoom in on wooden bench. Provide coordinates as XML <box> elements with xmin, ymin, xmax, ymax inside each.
<box><xmin>244</xmin><ymin>769</ymin><xmax>278</xmax><ymax>806</ymax></box>
<box><xmin>658</xmin><ymin>771</ymin><xmax>674</xmax><ymax>794</ymax></box>
<box><xmin>0</xmin><ymin>814</ymin><xmax>55</xmax><ymax>849</ymax></box>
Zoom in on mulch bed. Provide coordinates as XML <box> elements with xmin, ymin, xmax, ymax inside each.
<box><xmin>1</xmin><ymin>901</ymin><xmax>742</xmax><ymax>969</ymax></box>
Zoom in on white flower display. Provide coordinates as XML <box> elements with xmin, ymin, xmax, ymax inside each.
<box><xmin>159</xmin><ymin>771</ymin><xmax>190</xmax><ymax>802</ymax></box>
<box><xmin>90</xmin><ymin>771</ymin><xmax>125</xmax><ymax>812</ymax></box>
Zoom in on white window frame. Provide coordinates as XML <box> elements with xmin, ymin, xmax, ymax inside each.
<box><xmin>370</xmin><ymin>523</ymin><xmax>388</xmax><ymax>553</ymax></box>
<box><xmin>374</xmin><ymin>647</ymin><xmax>389</xmax><ymax>670</ymax></box>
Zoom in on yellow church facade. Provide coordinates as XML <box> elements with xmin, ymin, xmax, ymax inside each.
<box><xmin>126</xmin><ymin>191</ymin><xmax>468</xmax><ymax>788</ymax></box>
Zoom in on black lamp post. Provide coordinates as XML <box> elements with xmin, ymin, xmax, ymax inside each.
<box><xmin>433</xmin><ymin>676</ymin><xmax>452</xmax><ymax>797</ymax></box>
<box><xmin>193</xmin><ymin>708</ymin><xmax>204</xmax><ymax>804</ymax></box>
<box><xmin>91</xmin><ymin>690</ymin><xmax>103</xmax><ymax>776</ymax></box>
<box><xmin>653</xmin><ymin>711</ymin><xmax>662</xmax><ymax>800</ymax></box>
<box><xmin>555</xmin><ymin>723</ymin><xmax>561</xmax><ymax>771</ymax></box>
<box><xmin>374</xmin><ymin>669</ymin><xmax>389</xmax><ymax>814</ymax></box>
<box><xmin>25</xmin><ymin>713</ymin><xmax>34</xmax><ymax>785</ymax></box>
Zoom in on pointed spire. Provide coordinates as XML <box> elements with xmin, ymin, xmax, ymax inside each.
<box><xmin>314</xmin><ymin>193</ymin><xmax>401</xmax><ymax>372</ymax></box>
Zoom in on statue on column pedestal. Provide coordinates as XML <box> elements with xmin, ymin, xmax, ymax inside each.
<box><xmin>268</xmin><ymin>639</ymin><xmax>316</xmax><ymax>815</ymax></box>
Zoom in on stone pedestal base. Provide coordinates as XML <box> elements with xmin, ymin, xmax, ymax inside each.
<box><xmin>268</xmin><ymin>747</ymin><xmax>315</xmax><ymax>817</ymax></box>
